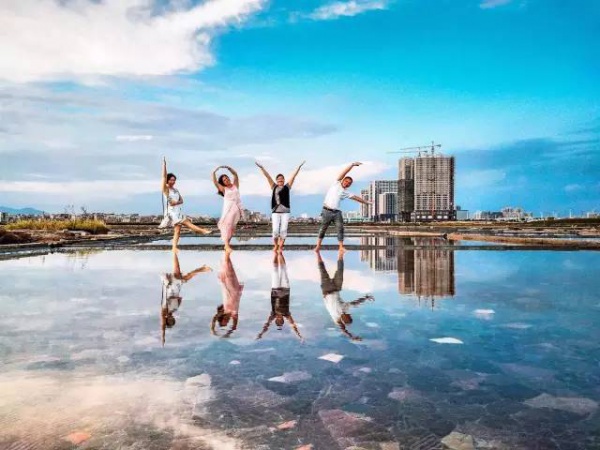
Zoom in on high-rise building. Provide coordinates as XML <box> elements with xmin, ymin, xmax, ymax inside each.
<box><xmin>396</xmin><ymin>237</ymin><xmax>455</xmax><ymax>306</ymax></box>
<box><xmin>360</xmin><ymin>236</ymin><xmax>398</xmax><ymax>272</ymax></box>
<box><xmin>398</xmin><ymin>158</ymin><xmax>415</xmax><ymax>222</ymax></box>
<box><xmin>413</xmin><ymin>155</ymin><xmax>455</xmax><ymax>221</ymax></box>
<box><xmin>378</xmin><ymin>192</ymin><xmax>397</xmax><ymax>220</ymax></box>
<box><xmin>368</xmin><ymin>180</ymin><xmax>398</xmax><ymax>221</ymax></box>
<box><xmin>359</xmin><ymin>189</ymin><xmax>370</xmax><ymax>219</ymax></box>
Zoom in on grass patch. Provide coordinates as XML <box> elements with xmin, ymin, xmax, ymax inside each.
<box><xmin>4</xmin><ymin>218</ymin><xmax>109</xmax><ymax>234</ymax></box>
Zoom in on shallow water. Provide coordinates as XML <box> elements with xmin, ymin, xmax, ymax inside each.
<box><xmin>1</xmin><ymin>241</ymin><xmax>599</xmax><ymax>449</ymax></box>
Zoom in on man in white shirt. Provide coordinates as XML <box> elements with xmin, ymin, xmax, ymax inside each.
<box><xmin>317</xmin><ymin>252</ymin><xmax>374</xmax><ymax>341</ymax></box>
<box><xmin>315</xmin><ymin>162</ymin><xmax>372</xmax><ymax>253</ymax></box>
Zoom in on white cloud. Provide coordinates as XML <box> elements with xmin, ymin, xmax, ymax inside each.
<box><xmin>479</xmin><ymin>0</ymin><xmax>512</xmax><ymax>9</ymax></box>
<box><xmin>0</xmin><ymin>161</ymin><xmax>387</xmax><ymax>201</ymax></box>
<box><xmin>0</xmin><ymin>0</ymin><xmax>265</xmax><ymax>83</ymax></box>
<box><xmin>116</xmin><ymin>135</ymin><xmax>154</xmax><ymax>142</ymax></box>
<box><xmin>309</xmin><ymin>0</ymin><xmax>388</xmax><ymax>21</ymax></box>
<box><xmin>564</xmin><ymin>183</ymin><xmax>583</xmax><ymax>193</ymax></box>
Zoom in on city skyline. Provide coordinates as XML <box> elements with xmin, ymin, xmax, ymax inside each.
<box><xmin>1</xmin><ymin>0</ymin><xmax>598</xmax><ymax>216</ymax></box>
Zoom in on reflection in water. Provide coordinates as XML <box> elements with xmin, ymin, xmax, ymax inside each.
<box><xmin>211</xmin><ymin>253</ymin><xmax>244</xmax><ymax>338</ymax></box>
<box><xmin>318</xmin><ymin>252</ymin><xmax>374</xmax><ymax>341</ymax></box>
<box><xmin>161</xmin><ymin>251</ymin><xmax>212</xmax><ymax>345</ymax></box>
<box><xmin>256</xmin><ymin>253</ymin><xmax>303</xmax><ymax>341</ymax></box>
<box><xmin>361</xmin><ymin>237</ymin><xmax>455</xmax><ymax>307</ymax></box>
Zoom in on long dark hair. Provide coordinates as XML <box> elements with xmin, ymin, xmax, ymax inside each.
<box><xmin>217</xmin><ymin>174</ymin><xmax>228</xmax><ymax>197</ymax></box>
<box><xmin>166</xmin><ymin>173</ymin><xmax>176</xmax><ymax>183</ymax></box>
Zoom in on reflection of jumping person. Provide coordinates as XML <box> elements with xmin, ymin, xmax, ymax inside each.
<box><xmin>314</xmin><ymin>162</ymin><xmax>372</xmax><ymax>254</ymax></box>
<box><xmin>160</xmin><ymin>157</ymin><xmax>211</xmax><ymax>250</ymax></box>
<box><xmin>213</xmin><ymin>165</ymin><xmax>243</xmax><ymax>254</ymax></box>
<box><xmin>317</xmin><ymin>251</ymin><xmax>374</xmax><ymax>341</ymax></box>
<box><xmin>161</xmin><ymin>251</ymin><xmax>212</xmax><ymax>346</ymax></box>
<box><xmin>255</xmin><ymin>161</ymin><xmax>305</xmax><ymax>253</ymax></box>
<box><xmin>256</xmin><ymin>253</ymin><xmax>303</xmax><ymax>341</ymax></box>
<box><xmin>211</xmin><ymin>253</ymin><xmax>244</xmax><ymax>338</ymax></box>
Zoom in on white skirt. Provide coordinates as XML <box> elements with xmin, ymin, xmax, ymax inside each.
<box><xmin>159</xmin><ymin>207</ymin><xmax>186</xmax><ymax>228</ymax></box>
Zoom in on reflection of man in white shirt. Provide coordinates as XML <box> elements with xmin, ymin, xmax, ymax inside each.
<box><xmin>315</xmin><ymin>162</ymin><xmax>372</xmax><ymax>253</ymax></box>
<box><xmin>317</xmin><ymin>252</ymin><xmax>374</xmax><ymax>341</ymax></box>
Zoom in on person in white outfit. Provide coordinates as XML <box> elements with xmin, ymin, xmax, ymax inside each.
<box><xmin>256</xmin><ymin>253</ymin><xmax>303</xmax><ymax>341</ymax></box>
<box><xmin>160</xmin><ymin>157</ymin><xmax>211</xmax><ymax>250</ymax></box>
<box><xmin>317</xmin><ymin>251</ymin><xmax>374</xmax><ymax>341</ymax></box>
<box><xmin>255</xmin><ymin>161</ymin><xmax>305</xmax><ymax>252</ymax></box>
<box><xmin>315</xmin><ymin>162</ymin><xmax>372</xmax><ymax>253</ymax></box>
<box><xmin>161</xmin><ymin>251</ymin><xmax>212</xmax><ymax>346</ymax></box>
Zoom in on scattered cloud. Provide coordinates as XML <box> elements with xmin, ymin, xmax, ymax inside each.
<box><xmin>309</xmin><ymin>0</ymin><xmax>389</xmax><ymax>21</ymax></box>
<box><xmin>0</xmin><ymin>0</ymin><xmax>266</xmax><ymax>83</ymax></box>
<box><xmin>116</xmin><ymin>135</ymin><xmax>154</xmax><ymax>142</ymax></box>
<box><xmin>479</xmin><ymin>0</ymin><xmax>513</xmax><ymax>9</ymax></box>
<box><xmin>564</xmin><ymin>184</ymin><xmax>583</xmax><ymax>193</ymax></box>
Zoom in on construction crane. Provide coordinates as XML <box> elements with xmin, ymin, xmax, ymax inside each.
<box><xmin>388</xmin><ymin>141</ymin><xmax>443</xmax><ymax>221</ymax></box>
<box><xmin>387</xmin><ymin>141</ymin><xmax>441</xmax><ymax>157</ymax></box>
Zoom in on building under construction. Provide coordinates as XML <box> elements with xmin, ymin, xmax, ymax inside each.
<box><xmin>397</xmin><ymin>148</ymin><xmax>455</xmax><ymax>222</ymax></box>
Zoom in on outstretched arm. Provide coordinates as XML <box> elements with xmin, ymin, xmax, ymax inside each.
<box><xmin>288</xmin><ymin>160</ymin><xmax>305</xmax><ymax>188</ymax></box>
<box><xmin>212</xmin><ymin>167</ymin><xmax>225</xmax><ymax>194</ymax></box>
<box><xmin>225</xmin><ymin>166</ymin><xmax>240</xmax><ymax>188</ymax></box>
<box><xmin>182</xmin><ymin>264</ymin><xmax>212</xmax><ymax>282</ymax></box>
<box><xmin>255</xmin><ymin>162</ymin><xmax>275</xmax><ymax>189</ymax></box>
<box><xmin>161</xmin><ymin>157</ymin><xmax>168</xmax><ymax>195</ymax></box>
<box><xmin>348</xmin><ymin>294</ymin><xmax>374</xmax><ymax>307</ymax></box>
<box><xmin>337</xmin><ymin>161</ymin><xmax>362</xmax><ymax>181</ymax></box>
<box><xmin>256</xmin><ymin>313</ymin><xmax>276</xmax><ymax>340</ymax></box>
<box><xmin>337</xmin><ymin>320</ymin><xmax>362</xmax><ymax>341</ymax></box>
<box><xmin>350</xmin><ymin>195</ymin><xmax>372</xmax><ymax>206</ymax></box>
<box><xmin>286</xmin><ymin>315</ymin><xmax>304</xmax><ymax>342</ymax></box>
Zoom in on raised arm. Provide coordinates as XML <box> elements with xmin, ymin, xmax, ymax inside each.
<box><xmin>225</xmin><ymin>166</ymin><xmax>239</xmax><ymax>188</ymax></box>
<box><xmin>337</xmin><ymin>161</ymin><xmax>362</xmax><ymax>181</ymax></box>
<box><xmin>287</xmin><ymin>161</ymin><xmax>305</xmax><ymax>188</ymax></box>
<box><xmin>255</xmin><ymin>162</ymin><xmax>275</xmax><ymax>189</ymax></box>
<box><xmin>348</xmin><ymin>294</ymin><xmax>374</xmax><ymax>307</ymax></box>
<box><xmin>161</xmin><ymin>157</ymin><xmax>168</xmax><ymax>195</ymax></box>
<box><xmin>212</xmin><ymin>167</ymin><xmax>225</xmax><ymax>194</ymax></box>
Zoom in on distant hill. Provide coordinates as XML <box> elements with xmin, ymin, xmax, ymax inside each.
<box><xmin>0</xmin><ymin>206</ymin><xmax>45</xmax><ymax>215</ymax></box>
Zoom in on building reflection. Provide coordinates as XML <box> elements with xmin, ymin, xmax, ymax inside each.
<box><xmin>361</xmin><ymin>236</ymin><xmax>455</xmax><ymax>307</ymax></box>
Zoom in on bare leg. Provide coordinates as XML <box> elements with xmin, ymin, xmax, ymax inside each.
<box><xmin>314</xmin><ymin>238</ymin><xmax>323</xmax><ymax>252</ymax></box>
<box><xmin>224</xmin><ymin>238</ymin><xmax>233</xmax><ymax>254</ymax></box>
<box><xmin>338</xmin><ymin>240</ymin><xmax>346</xmax><ymax>254</ymax></box>
<box><xmin>278</xmin><ymin>237</ymin><xmax>285</xmax><ymax>253</ymax></box>
<box><xmin>173</xmin><ymin>225</ymin><xmax>181</xmax><ymax>251</ymax></box>
<box><xmin>273</xmin><ymin>237</ymin><xmax>278</xmax><ymax>252</ymax></box>
<box><xmin>182</xmin><ymin>218</ymin><xmax>210</xmax><ymax>235</ymax></box>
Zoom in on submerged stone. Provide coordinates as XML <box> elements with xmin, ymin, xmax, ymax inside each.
<box><xmin>441</xmin><ymin>431</ymin><xmax>475</xmax><ymax>450</ymax></box>
<box><xmin>268</xmin><ymin>370</ymin><xmax>312</xmax><ymax>384</ymax></box>
<box><xmin>524</xmin><ymin>393</ymin><xmax>599</xmax><ymax>415</ymax></box>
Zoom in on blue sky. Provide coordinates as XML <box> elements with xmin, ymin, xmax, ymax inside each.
<box><xmin>0</xmin><ymin>0</ymin><xmax>598</xmax><ymax>216</ymax></box>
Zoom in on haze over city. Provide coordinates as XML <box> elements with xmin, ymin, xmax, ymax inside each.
<box><xmin>1</xmin><ymin>0</ymin><xmax>598</xmax><ymax>216</ymax></box>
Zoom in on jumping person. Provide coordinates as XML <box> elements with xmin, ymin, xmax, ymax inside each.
<box><xmin>212</xmin><ymin>165</ymin><xmax>243</xmax><ymax>254</ymax></box>
<box><xmin>160</xmin><ymin>157</ymin><xmax>210</xmax><ymax>250</ymax></box>
<box><xmin>255</xmin><ymin>160</ymin><xmax>305</xmax><ymax>252</ymax></box>
<box><xmin>314</xmin><ymin>162</ymin><xmax>372</xmax><ymax>253</ymax></box>
<box><xmin>317</xmin><ymin>251</ymin><xmax>374</xmax><ymax>341</ymax></box>
<box><xmin>160</xmin><ymin>251</ymin><xmax>212</xmax><ymax>346</ymax></box>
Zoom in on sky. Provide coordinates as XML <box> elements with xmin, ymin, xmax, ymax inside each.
<box><xmin>0</xmin><ymin>0</ymin><xmax>599</xmax><ymax>217</ymax></box>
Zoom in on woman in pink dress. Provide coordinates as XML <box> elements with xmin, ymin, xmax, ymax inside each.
<box><xmin>210</xmin><ymin>253</ymin><xmax>244</xmax><ymax>338</ymax></box>
<box><xmin>212</xmin><ymin>165</ymin><xmax>243</xmax><ymax>253</ymax></box>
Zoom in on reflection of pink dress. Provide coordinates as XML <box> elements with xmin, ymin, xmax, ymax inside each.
<box><xmin>218</xmin><ymin>257</ymin><xmax>244</xmax><ymax>315</ymax></box>
<box><xmin>218</xmin><ymin>185</ymin><xmax>243</xmax><ymax>242</ymax></box>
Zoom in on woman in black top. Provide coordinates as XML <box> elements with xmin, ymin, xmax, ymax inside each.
<box><xmin>255</xmin><ymin>160</ymin><xmax>305</xmax><ymax>252</ymax></box>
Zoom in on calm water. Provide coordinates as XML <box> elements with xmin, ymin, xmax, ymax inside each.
<box><xmin>1</xmin><ymin>241</ymin><xmax>599</xmax><ymax>449</ymax></box>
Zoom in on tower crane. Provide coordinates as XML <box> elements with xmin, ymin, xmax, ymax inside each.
<box><xmin>387</xmin><ymin>141</ymin><xmax>441</xmax><ymax>156</ymax></box>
